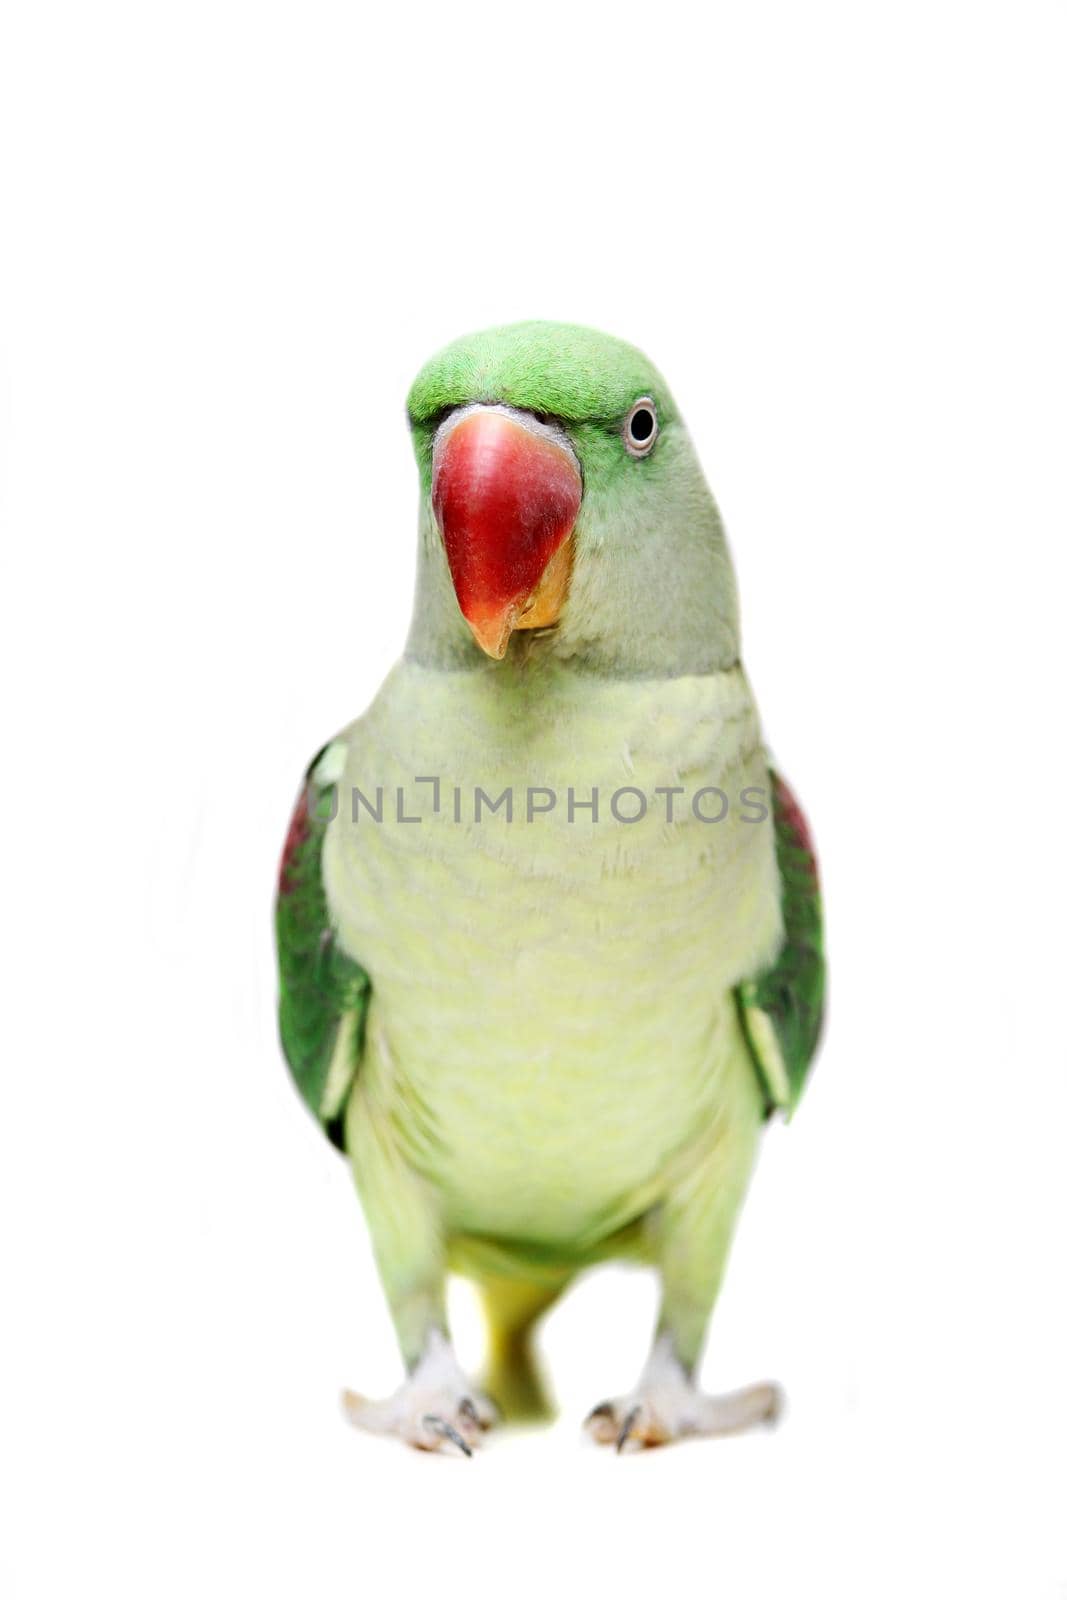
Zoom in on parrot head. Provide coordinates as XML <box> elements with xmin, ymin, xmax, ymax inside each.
<box><xmin>405</xmin><ymin>322</ymin><xmax>739</xmax><ymax>676</ymax></box>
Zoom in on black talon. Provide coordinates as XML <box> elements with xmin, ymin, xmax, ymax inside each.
<box><xmin>616</xmin><ymin>1404</ymin><xmax>642</xmax><ymax>1453</ymax></box>
<box><xmin>457</xmin><ymin>1396</ymin><xmax>483</xmax><ymax>1429</ymax></box>
<box><xmin>422</xmin><ymin>1413</ymin><xmax>473</xmax><ymax>1457</ymax></box>
<box><xmin>586</xmin><ymin>1402</ymin><xmax>614</xmax><ymax>1422</ymax></box>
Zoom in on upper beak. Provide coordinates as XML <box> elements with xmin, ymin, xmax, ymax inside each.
<box><xmin>431</xmin><ymin>405</ymin><xmax>582</xmax><ymax>658</ymax></box>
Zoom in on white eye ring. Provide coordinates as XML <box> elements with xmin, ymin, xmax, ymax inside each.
<box><xmin>623</xmin><ymin>397</ymin><xmax>659</xmax><ymax>457</ymax></box>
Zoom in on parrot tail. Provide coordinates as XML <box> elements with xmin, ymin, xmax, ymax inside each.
<box><xmin>476</xmin><ymin>1274</ymin><xmax>567</xmax><ymax>1424</ymax></box>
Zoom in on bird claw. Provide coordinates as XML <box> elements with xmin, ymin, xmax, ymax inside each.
<box><xmin>584</xmin><ymin>1397</ymin><xmax>663</xmax><ymax>1451</ymax></box>
<box><xmin>457</xmin><ymin>1395</ymin><xmax>490</xmax><ymax>1430</ymax></box>
<box><xmin>342</xmin><ymin>1332</ymin><xmax>495</xmax><ymax>1455</ymax></box>
<box><xmin>422</xmin><ymin>1413</ymin><xmax>474</xmax><ymax>1457</ymax></box>
<box><xmin>615</xmin><ymin>1404</ymin><xmax>642</xmax><ymax>1453</ymax></box>
<box><xmin>584</xmin><ymin>1381</ymin><xmax>782</xmax><ymax>1451</ymax></box>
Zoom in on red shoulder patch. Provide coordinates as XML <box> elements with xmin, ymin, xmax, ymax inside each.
<box><xmin>278</xmin><ymin>788</ymin><xmax>310</xmax><ymax>896</ymax></box>
<box><xmin>772</xmin><ymin>772</ymin><xmax>819</xmax><ymax>881</ymax></box>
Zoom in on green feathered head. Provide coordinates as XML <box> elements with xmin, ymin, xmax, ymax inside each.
<box><xmin>404</xmin><ymin>321</ymin><xmax>739</xmax><ymax>677</ymax></box>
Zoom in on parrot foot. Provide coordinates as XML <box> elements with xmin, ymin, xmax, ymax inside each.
<box><xmin>342</xmin><ymin>1329</ymin><xmax>496</xmax><ymax>1456</ymax></box>
<box><xmin>583</xmin><ymin>1336</ymin><xmax>782</xmax><ymax>1452</ymax></box>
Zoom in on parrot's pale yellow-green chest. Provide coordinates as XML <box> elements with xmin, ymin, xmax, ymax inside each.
<box><xmin>322</xmin><ymin>656</ymin><xmax>781</xmax><ymax>1258</ymax></box>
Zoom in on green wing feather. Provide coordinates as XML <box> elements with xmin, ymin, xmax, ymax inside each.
<box><xmin>736</xmin><ymin>770</ymin><xmax>826</xmax><ymax>1117</ymax></box>
<box><xmin>275</xmin><ymin>740</ymin><xmax>369</xmax><ymax>1149</ymax></box>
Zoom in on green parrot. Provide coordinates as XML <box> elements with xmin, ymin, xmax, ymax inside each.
<box><xmin>275</xmin><ymin>321</ymin><xmax>825</xmax><ymax>1454</ymax></box>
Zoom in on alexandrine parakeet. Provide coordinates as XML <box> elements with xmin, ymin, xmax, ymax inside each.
<box><xmin>275</xmin><ymin>322</ymin><xmax>825</xmax><ymax>1454</ymax></box>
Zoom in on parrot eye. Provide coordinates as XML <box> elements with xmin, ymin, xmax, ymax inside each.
<box><xmin>623</xmin><ymin>398</ymin><xmax>658</xmax><ymax>457</ymax></box>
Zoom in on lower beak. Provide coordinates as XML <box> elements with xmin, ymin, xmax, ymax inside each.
<box><xmin>431</xmin><ymin>406</ymin><xmax>582</xmax><ymax>658</ymax></box>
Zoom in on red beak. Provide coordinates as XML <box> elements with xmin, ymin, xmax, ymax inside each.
<box><xmin>431</xmin><ymin>407</ymin><xmax>582</xmax><ymax>658</ymax></box>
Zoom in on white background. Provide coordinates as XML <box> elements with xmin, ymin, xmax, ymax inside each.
<box><xmin>2</xmin><ymin>3</ymin><xmax>1065</xmax><ymax>1596</ymax></box>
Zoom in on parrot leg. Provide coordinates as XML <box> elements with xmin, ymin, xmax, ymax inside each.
<box><xmin>340</xmin><ymin>1084</ymin><xmax>493</xmax><ymax>1455</ymax></box>
<box><xmin>342</xmin><ymin>1328</ymin><xmax>496</xmax><ymax>1456</ymax></box>
<box><xmin>584</xmin><ymin>1334</ymin><xmax>781</xmax><ymax>1451</ymax></box>
<box><xmin>584</xmin><ymin>1090</ymin><xmax>780</xmax><ymax>1451</ymax></box>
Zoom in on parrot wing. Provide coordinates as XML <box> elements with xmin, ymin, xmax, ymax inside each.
<box><xmin>736</xmin><ymin>770</ymin><xmax>826</xmax><ymax>1117</ymax></box>
<box><xmin>275</xmin><ymin>738</ymin><xmax>369</xmax><ymax>1150</ymax></box>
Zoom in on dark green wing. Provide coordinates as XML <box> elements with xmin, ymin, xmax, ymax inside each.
<box><xmin>736</xmin><ymin>770</ymin><xmax>826</xmax><ymax>1118</ymax></box>
<box><xmin>275</xmin><ymin>739</ymin><xmax>369</xmax><ymax>1150</ymax></box>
